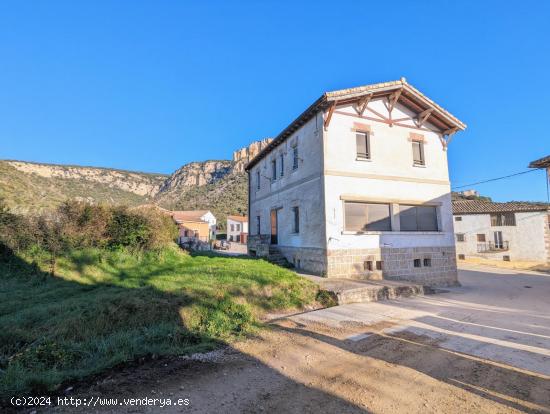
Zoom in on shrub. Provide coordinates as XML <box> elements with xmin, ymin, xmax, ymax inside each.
<box><xmin>106</xmin><ymin>207</ymin><xmax>151</xmax><ymax>250</ymax></box>
<box><xmin>57</xmin><ymin>201</ymin><xmax>112</xmax><ymax>249</ymax></box>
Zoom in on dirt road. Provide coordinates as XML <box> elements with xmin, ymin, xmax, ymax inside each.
<box><xmin>44</xmin><ymin>265</ymin><xmax>550</xmax><ymax>413</ymax></box>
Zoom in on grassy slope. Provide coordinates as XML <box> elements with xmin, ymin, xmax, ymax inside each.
<box><xmin>0</xmin><ymin>246</ymin><xmax>316</xmax><ymax>396</ymax></box>
<box><xmin>0</xmin><ymin>161</ymin><xmax>164</xmax><ymax>214</ymax></box>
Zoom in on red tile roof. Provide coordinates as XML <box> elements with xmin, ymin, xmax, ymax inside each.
<box><xmin>227</xmin><ymin>215</ymin><xmax>248</xmax><ymax>222</ymax></box>
<box><xmin>529</xmin><ymin>155</ymin><xmax>550</xmax><ymax>168</ymax></box>
<box><xmin>453</xmin><ymin>200</ymin><xmax>550</xmax><ymax>214</ymax></box>
<box><xmin>171</xmin><ymin>210</ymin><xmax>211</xmax><ymax>222</ymax></box>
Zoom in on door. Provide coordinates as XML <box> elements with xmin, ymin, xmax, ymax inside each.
<box><xmin>270</xmin><ymin>209</ymin><xmax>278</xmax><ymax>244</ymax></box>
<box><xmin>494</xmin><ymin>231</ymin><xmax>503</xmax><ymax>249</ymax></box>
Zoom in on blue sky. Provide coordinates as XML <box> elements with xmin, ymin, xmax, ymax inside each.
<box><xmin>1</xmin><ymin>1</ymin><xmax>549</xmax><ymax>201</ymax></box>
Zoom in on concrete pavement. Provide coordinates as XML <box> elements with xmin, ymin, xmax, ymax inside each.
<box><xmin>291</xmin><ymin>263</ymin><xmax>550</xmax><ymax>376</ymax></box>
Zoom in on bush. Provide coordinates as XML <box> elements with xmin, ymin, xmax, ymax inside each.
<box><xmin>0</xmin><ymin>198</ymin><xmax>37</xmax><ymax>253</ymax></box>
<box><xmin>0</xmin><ymin>200</ymin><xmax>179</xmax><ymax>257</ymax></box>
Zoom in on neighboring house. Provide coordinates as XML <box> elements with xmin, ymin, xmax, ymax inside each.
<box><xmin>529</xmin><ymin>155</ymin><xmax>550</xmax><ymax>188</ymax></box>
<box><xmin>171</xmin><ymin>210</ymin><xmax>217</xmax><ymax>243</ymax></box>
<box><xmin>245</xmin><ymin>78</ymin><xmax>466</xmax><ymax>286</ymax></box>
<box><xmin>227</xmin><ymin>215</ymin><xmax>248</xmax><ymax>243</ymax></box>
<box><xmin>453</xmin><ymin>200</ymin><xmax>550</xmax><ymax>264</ymax></box>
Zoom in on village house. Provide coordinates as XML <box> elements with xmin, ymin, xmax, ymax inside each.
<box><xmin>171</xmin><ymin>210</ymin><xmax>217</xmax><ymax>244</ymax></box>
<box><xmin>246</xmin><ymin>78</ymin><xmax>466</xmax><ymax>286</ymax></box>
<box><xmin>227</xmin><ymin>215</ymin><xmax>248</xmax><ymax>243</ymax></box>
<box><xmin>453</xmin><ymin>200</ymin><xmax>550</xmax><ymax>265</ymax></box>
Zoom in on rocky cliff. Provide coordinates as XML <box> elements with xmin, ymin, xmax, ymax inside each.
<box><xmin>6</xmin><ymin>161</ymin><xmax>166</xmax><ymax>197</ymax></box>
<box><xmin>0</xmin><ymin>139</ymin><xmax>272</xmax><ymax>220</ymax></box>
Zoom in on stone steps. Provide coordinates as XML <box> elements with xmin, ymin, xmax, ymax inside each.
<box><xmin>267</xmin><ymin>247</ymin><xmax>293</xmax><ymax>268</ymax></box>
<box><xmin>315</xmin><ymin>278</ymin><xmax>433</xmax><ymax>305</ymax></box>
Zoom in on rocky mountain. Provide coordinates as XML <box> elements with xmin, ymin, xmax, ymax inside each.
<box><xmin>153</xmin><ymin>138</ymin><xmax>272</xmax><ymax>229</ymax></box>
<box><xmin>0</xmin><ymin>138</ymin><xmax>272</xmax><ymax>227</ymax></box>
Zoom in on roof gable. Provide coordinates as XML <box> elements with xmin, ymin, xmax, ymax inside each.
<box><xmin>246</xmin><ymin>78</ymin><xmax>466</xmax><ymax>171</ymax></box>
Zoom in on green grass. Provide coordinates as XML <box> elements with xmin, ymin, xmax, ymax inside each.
<box><xmin>0</xmin><ymin>246</ymin><xmax>317</xmax><ymax>397</ymax></box>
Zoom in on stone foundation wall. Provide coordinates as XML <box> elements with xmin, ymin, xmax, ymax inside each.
<box><xmin>326</xmin><ymin>246</ymin><xmax>458</xmax><ymax>287</ymax></box>
<box><xmin>277</xmin><ymin>246</ymin><xmax>327</xmax><ymax>275</ymax></box>
<box><xmin>247</xmin><ymin>234</ymin><xmax>270</xmax><ymax>257</ymax></box>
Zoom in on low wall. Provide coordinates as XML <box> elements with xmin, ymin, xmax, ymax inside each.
<box><xmin>277</xmin><ymin>246</ymin><xmax>327</xmax><ymax>275</ymax></box>
<box><xmin>326</xmin><ymin>246</ymin><xmax>458</xmax><ymax>287</ymax></box>
<box><xmin>247</xmin><ymin>234</ymin><xmax>270</xmax><ymax>257</ymax></box>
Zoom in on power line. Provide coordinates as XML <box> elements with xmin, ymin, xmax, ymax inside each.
<box><xmin>452</xmin><ymin>168</ymin><xmax>542</xmax><ymax>190</ymax></box>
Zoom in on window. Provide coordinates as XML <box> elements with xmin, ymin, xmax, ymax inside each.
<box><xmin>236</xmin><ymin>224</ymin><xmax>240</xmax><ymax>231</ymax></box>
<box><xmin>356</xmin><ymin>131</ymin><xmax>370</xmax><ymax>159</ymax></box>
<box><xmin>376</xmin><ymin>261</ymin><xmax>383</xmax><ymax>270</ymax></box>
<box><xmin>364</xmin><ymin>261</ymin><xmax>373</xmax><ymax>271</ymax></box>
<box><xmin>280</xmin><ymin>153</ymin><xmax>284</xmax><ymax>177</ymax></box>
<box><xmin>455</xmin><ymin>216</ymin><xmax>462</xmax><ymax>222</ymax></box>
<box><xmin>490</xmin><ymin>213</ymin><xmax>516</xmax><ymax>226</ymax></box>
<box><xmin>292</xmin><ymin>146</ymin><xmax>299</xmax><ymax>170</ymax></box>
<box><xmin>413</xmin><ymin>259</ymin><xmax>422</xmax><ymax>268</ymax></box>
<box><xmin>256</xmin><ymin>216</ymin><xmax>261</xmax><ymax>235</ymax></box>
<box><xmin>423</xmin><ymin>258</ymin><xmax>432</xmax><ymax>267</ymax></box>
<box><xmin>456</xmin><ymin>233</ymin><xmax>465</xmax><ymax>242</ymax></box>
<box><xmin>400</xmin><ymin>205</ymin><xmax>438</xmax><ymax>231</ymax></box>
<box><xmin>458</xmin><ymin>254</ymin><xmax>466</xmax><ymax>260</ymax></box>
<box><xmin>344</xmin><ymin>202</ymin><xmax>391</xmax><ymax>232</ymax></box>
<box><xmin>229</xmin><ymin>235</ymin><xmax>233</xmax><ymax>241</ymax></box>
<box><xmin>292</xmin><ymin>206</ymin><xmax>300</xmax><ymax>233</ymax></box>
<box><xmin>271</xmin><ymin>159</ymin><xmax>277</xmax><ymax>181</ymax></box>
<box><xmin>256</xmin><ymin>170</ymin><xmax>260</xmax><ymax>190</ymax></box>
<box><xmin>412</xmin><ymin>140</ymin><xmax>425</xmax><ymax>166</ymax></box>
<box><xmin>236</xmin><ymin>235</ymin><xmax>240</xmax><ymax>243</ymax></box>
<box><xmin>493</xmin><ymin>231</ymin><xmax>504</xmax><ymax>249</ymax></box>
<box><xmin>477</xmin><ymin>234</ymin><xmax>486</xmax><ymax>242</ymax></box>
<box><xmin>503</xmin><ymin>255</ymin><xmax>511</xmax><ymax>262</ymax></box>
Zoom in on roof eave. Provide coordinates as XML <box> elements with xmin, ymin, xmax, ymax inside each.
<box><xmin>245</xmin><ymin>80</ymin><xmax>467</xmax><ymax>171</ymax></box>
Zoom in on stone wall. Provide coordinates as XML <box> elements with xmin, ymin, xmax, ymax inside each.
<box><xmin>277</xmin><ymin>246</ymin><xmax>327</xmax><ymax>275</ymax></box>
<box><xmin>247</xmin><ymin>234</ymin><xmax>270</xmax><ymax>257</ymax></box>
<box><xmin>326</xmin><ymin>246</ymin><xmax>458</xmax><ymax>287</ymax></box>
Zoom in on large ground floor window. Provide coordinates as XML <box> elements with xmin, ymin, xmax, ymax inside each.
<box><xmin>344</xmin><ymin>202</ymin><xmax>392</xmax><ymax>232</ymax></box>
<box><xmin>399</xmin><ymin>205</ymin><xmax>438</xmax><ymax>231</ymax></box>
<box><xmin>344</xmin><ymin>201</ymin><xmax>439</xmax><ymax>232</ymax></box>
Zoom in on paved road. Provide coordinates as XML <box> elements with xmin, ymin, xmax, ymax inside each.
<box><xmin>292</xmin><ymin>263</ymin><xmax>550</xmax><ymax>376</ymax></box>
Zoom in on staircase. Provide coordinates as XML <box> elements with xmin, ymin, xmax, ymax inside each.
<box><xmin>267</xmin><ymin>246</ymin><xmax>293</xmax><ymax>268</ymax></box>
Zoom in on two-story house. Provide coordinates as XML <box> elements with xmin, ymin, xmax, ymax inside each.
<box><xmin>246</xmin><ymin>78</ymin><xmax>466</xmax><ymax>286</ymax></box>
<box><xmin>172</xmin><ymin>210</ymin><xmax>217</xmax><ymax>243</ymax></box>
<box><xmin>453</xmin><ymin>200</ymin><xmax>550</xmax><ymax>265</ymax></box>
<box><xmin>227</xmin><ymin>215</ymin><xmax>248</xmax><ymax>243</ymax></box>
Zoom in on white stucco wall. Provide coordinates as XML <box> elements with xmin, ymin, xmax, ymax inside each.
<box><xmin>200</xmin><ymin>211</ymin><xmax>217</xmax><ymax>235</ymax></box>
<box><xmin>454</xmin><ymin>211</ymin><xmax>549</xmax><ymax>262</ymax></box>
<box><xmin>227</xmin><ymin>218</ymin><xmax>248</xmax><ymax>242</ymax></box>
<box><xmin>323</xmin><ymin>99</ymin><xmax>455</xmax><ymax>251</ymax></box>
<box><xmin>248</xmin><ymin>113</ymin><xmax>325</xmax><ymax>249</ymax></box>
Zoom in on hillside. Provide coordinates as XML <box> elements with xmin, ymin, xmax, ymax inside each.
<box><xmin>0</xmin><ymin>161</ymin><xmax>167</xmax><ymax>214</ymax></box>
<box><xmin>0</xmin><ymin>139</ymin><xmax>272</xmax><ymax>225</ymax></box>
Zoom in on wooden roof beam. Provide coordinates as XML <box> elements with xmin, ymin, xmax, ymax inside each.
<box><xmin>324</xmin><ymin>101</ymin><xmax>337</xmax><ymax>131</ymax></box>
<box><xmin>415</xmin><ymin>108</ymin><xmax>433</xmax><ymax>127</ymax></box>
<box><xmin>353</xmin><ymin>93</ymin><xmax>373</xmax><ymax>116</ymax></box>
<box><xmin>387</xmin><ymin>88</ymin><xmax>402</xmax><ymax>114</ymax></box>
<box><xmin>439</xmin><ymin>127</ymin><xmax>459</xmax><ymax>150</ymax></box>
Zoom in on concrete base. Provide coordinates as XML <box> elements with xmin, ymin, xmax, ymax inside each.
<box><xmin>306</xmin><ymin>275</ymin><xmax>432</xmax><ymax>305</ymax></box>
